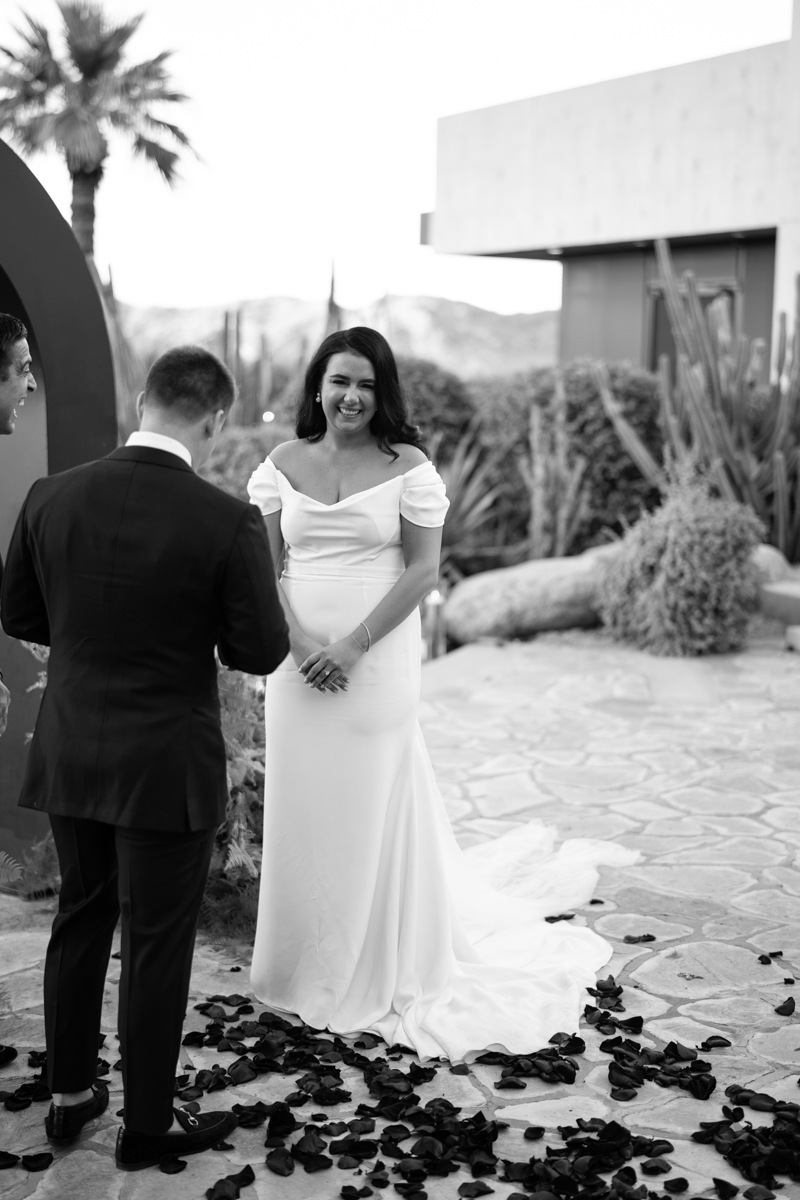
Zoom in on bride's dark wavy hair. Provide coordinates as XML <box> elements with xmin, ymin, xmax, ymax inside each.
<box><xmin>295</xmin><ymin>326</ymin><xmax>428</xmax><ymax>460</ymax></box>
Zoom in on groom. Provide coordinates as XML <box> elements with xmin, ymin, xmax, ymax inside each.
<box><xmin>0</xmin><ymin>345</ymin><xmax>289</xmax><ymax>1170</ymax></box>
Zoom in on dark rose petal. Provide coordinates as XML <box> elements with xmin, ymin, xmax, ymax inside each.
<box><xmin>523</xmin><ymin>1126</ymin><xmax>544</xmax><ymax>1141</ymax></box>
<box><xmin>213</xmin><ymin>1140</ymin><xmax>235</xmax><ymax>1151</ymax></box>
<box><xmin>641</xmin><ymin>1157</ymin><xmax>671</xmax><ymax>1175</ymax></box>
<box><xmin>231</xmin><ymin>1101</ymin><xmax>268</xmax><ymax>1128</ymax></box>
<box><xmin>0</xmin><ymin>1047</ymin><xmax>18</xmax><ymax>1068</ymax></box>
<box><xmin>227</xmin><ymin>1166</ymin><xmax>255</xmax><ymax>1188</ymax></box>
<box><xmin>303</xmin><ymin>1153</ymin><xmax>333</xmax><ymax>1173</ymax></box>
<box><xmin>458</xmin><ymin>1184</ymin><xmax>494</xmax><ymax>1197</ymax></box>
<box><xmin>623</xmin><ymin>933</ymin><xmax>656</xmax><ymax>943</ymax></box>
<box><xmin>4</xmin><ymin>1096</ymin><xmax>32</xmax><ymax>1112</ymax></box>
<box><xmin>0</xmin><ymin>1152</ymin><xmax>20</xmax><ymax>1170</ymax></box>
<box><xmin>205</xmin><ymin>1181</ymin><xmax>238</xmax><ymax>1200</ymax></box>
<box><xmin>685</xmin><ymin>1073</ymin><xmax>717</xmax><ymax>1100</ymax></box>
<box><xmin>774</xmin><ymin>997</ymin><xmax>795</xmax><ymax>1016</ymax></box>
<box><xmin>266</xmin><ymin>1147</ymin><xmax>295</xmax><ymax>1175</ymax></box>
<box><xmin>664</xmin><ymin>1178</ymin><xmax>689</xmax><ymax>1193</ymax></box>
<box><xmin>21</xmin><ymin>1153</ymin><xmax>54</xmax><ymax>1171</ymax></box>
<box><xmin>228</xmin><ymin>1059</ymin><xmax>258</xmax><ymax>1085</ymax></box>
<box><xmin>712</xmin><ymin>1181</ymin><xmax>739</xmax><ymax>1200</ymax></box>
<box><xmin>450</xmin><ymin>1063</ymin><xmax>470</xmax><ymax>1075</ymax></box>
<box><xmin>159</xmin><ymin>1155</ymin><xmax>187</xmax><ymax>1174</ymax></box>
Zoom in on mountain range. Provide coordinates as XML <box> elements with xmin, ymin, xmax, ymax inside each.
<box><xmin>118</xmin><ymin>294</ymin><xmax>559</xmax><ymax>380</ymax></box>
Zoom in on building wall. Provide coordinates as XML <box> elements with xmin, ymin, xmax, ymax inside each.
<box><xmin>433</xmin><ymin>43</ymin><xmax>787</xmax><ymax>257</ymax></box>
<box><xmin>560</xmin><ymin>237</ymin><xmax>775</xmax><ymax>370</ymax></box>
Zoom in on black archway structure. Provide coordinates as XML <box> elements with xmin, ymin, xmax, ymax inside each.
<box><xmin>0</xmin><ymin>136</ymin><xmax>117</xmax><ymax>860</ymax></box>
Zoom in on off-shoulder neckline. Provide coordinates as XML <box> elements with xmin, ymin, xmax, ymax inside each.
<box><xmin>269</xmin><ymin>459</ymin><xmax>431</xmax><ymax>508</ymax></box>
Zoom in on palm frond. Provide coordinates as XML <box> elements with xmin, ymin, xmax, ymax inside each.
<box><xmin>132</xmin><ymin>132</ymin><xmax>179</xmax><ymax>182</ymax></box>
<box><xmin>139</xmin><ymin>114</ymin><xmax>192</xmax><ymax>148</ymax></box>
<box><xmin>59</xmin><ymin>3</ymin><xmax>143</xmax><ymax>79</ymax></box>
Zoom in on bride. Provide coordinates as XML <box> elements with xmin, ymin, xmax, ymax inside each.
<box><xmin>247</xmin><ymin>326</ymin><xmax>635</xmax><ymax>1061</ymax></box>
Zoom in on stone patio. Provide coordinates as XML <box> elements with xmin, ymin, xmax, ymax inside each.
<box><xmin>1</xmin><ymin>628</ymin><xmax>799</xmax><ymax>1199</ymax></box>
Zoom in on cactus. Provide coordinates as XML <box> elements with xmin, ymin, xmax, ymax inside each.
<box><xmin>520</xmin><ymin>369</ymin><xmax>589</xmax><ymax>558</ymax></box>
<box><xmin>596</xmin><ymin>239</ymin><xmax>800</xmax><ymax>562</ymax></box>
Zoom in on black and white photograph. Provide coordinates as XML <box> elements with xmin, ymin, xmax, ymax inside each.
<box><xmin>0</xmin><ymin>2</ymin><xmax>799</xmax><ymax>1196</ymax></box>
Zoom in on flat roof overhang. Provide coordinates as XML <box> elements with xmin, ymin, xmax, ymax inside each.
<box><xmin>420</xmin><ymin>215</ymin><xmax>776</xmax><ymax>259</ymax></box>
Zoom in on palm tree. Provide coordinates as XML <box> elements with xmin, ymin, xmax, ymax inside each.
<box><xmin>0</xmin><ymin>2</ymin><xmax>192</xmax><ymax>256</ymax></box>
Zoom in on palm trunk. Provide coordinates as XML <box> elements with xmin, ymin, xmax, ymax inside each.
<box><xmin>70</xmin><ymin>169</ymin><xmax>102</xmax><ymax>256</ymax></box>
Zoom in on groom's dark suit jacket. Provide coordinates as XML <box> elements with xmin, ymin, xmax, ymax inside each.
<box><xmin>0</xmin><ymin>445</ymin><xmax>289</xmax><ymax>832</ymax></box>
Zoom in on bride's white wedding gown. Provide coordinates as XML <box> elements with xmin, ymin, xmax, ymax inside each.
<box><xmin>247</xmin><ymin>456</ymin><xmax>637</xmax><ymax>1062</ymax></box>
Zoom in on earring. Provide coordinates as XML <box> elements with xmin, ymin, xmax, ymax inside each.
<box><xmin>315</xmin><ymin>393</ymin><xmax>321</xmax><ymax>404</ymax></box>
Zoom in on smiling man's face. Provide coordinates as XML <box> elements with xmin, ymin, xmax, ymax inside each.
<box><xmin>0</xmin><ymin>338</ymin><xmax>37</xmax><ymax>434</ymax></box>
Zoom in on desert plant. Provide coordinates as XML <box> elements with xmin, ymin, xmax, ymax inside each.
<box><xmin>433</xmin><ymin>426</ymin><xmax>506</xmax><ymax>583</ymax></box>
<box><xmin>0</xmin><ymin>851</ymin><xmax>23</xmax><ymax>892</ymax></box>
<box><xmin>199</xmin><ymin>662</ymin><xmax>266</xmax><ymax>937</ymax></box>
<box><xmin>469</xmin><ymin>362</ymin><xmax>663</xmax><ymax>555</ymax></box>
<box><xmin>198</xmin><ymin>423</ymin><xmax>295</xmax><ymax>501</ymax></box>
<box><xmin>598</xmin><ymin>459</ymin><xmax>763</xmax><ymax>656</ymax></box>
<box><xmin>398</xmin><ymin>356</ymin><xmax>475</xmax><ymax>461</ymax></box>
<box><xmin>521</xmin><ymin>369</ymin><xmax>589</xmax><ymax>558</ymax></box>
<box><xmin>0</xmin><ymin>834</ymin><xmax>61</xmax><ymax>899</ymax></box>
<box><xmin>594</xmin><ymin>238</ymin><xmax>800</xmax><ymax>562</ymax></box>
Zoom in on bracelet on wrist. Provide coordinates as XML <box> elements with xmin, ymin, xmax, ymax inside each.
<box><xmin>349</xmin><ymin>620</ymin><xmax>371</xmax><ymax>653</ymax></box>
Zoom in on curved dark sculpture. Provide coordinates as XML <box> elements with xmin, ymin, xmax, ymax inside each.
<box><xmin>0</xmin><ymin>136</ymin><xmax>117</xmax><ymax>861</ymax></box>
<box><xmin>0</xmin><ymin>136</ymin><xmax>116</xmax><ymax>470</ymax></box>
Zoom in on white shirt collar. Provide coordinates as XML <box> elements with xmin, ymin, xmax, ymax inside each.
<box><xmin>126</xmin><ymin>431</ymin><xmax>193</xmax><ymax>467</ymax></box>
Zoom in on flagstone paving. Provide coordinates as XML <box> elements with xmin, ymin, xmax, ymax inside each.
<box><xmin>1</xmin><ymin>628</ymin><xmax>799</xmax><ymax>1199</ymax></box>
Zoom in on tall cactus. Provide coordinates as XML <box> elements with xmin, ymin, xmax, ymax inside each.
<box><xmin>521</xmin><ymin>368</ymin><xmax>589</xmax><ymax>558</ymax></box>
<box><xmin>595</xmin><ymin>239</ymin><xmax>800</xmax><ymax>562</ymax></box>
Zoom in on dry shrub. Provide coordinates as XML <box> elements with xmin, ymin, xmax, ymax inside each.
<box><xmin>599</xmin><ymin>465</ymin><xmax>763</xmax><ymax>656</ymax></box>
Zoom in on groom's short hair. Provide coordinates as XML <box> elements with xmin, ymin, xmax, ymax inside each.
<box><xmin>144</xmin><ymin>346</ymin><xmax>236</xmax><ymax>422</ymax></box>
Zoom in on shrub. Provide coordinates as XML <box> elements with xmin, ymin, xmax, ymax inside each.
<box><xmin>199</xmin><ymin>423</ymin><xmax>294</xmax><ymax>501</ymax></box>
<box><xmin>200</xmin><ymin>664</ymin><xmax>266</xmax><ymax>939</ymax></box>
<box><xmin>469</xmin><ymin>361</ymin><xmax>663</xmax><ymax>554</ymax></box>
<box><xmin>598</xmin><ymin>463</ymin><xmax>763</xmax><ymax>656</ymax></box>
<box><xmin>397</xmin><ymin>356</ymin><xmax>475</xmax><ymax>461</ymax></box>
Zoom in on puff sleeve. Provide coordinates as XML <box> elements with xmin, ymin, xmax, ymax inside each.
<box><xmin>400</xmin><ymin>461</ymin><xmax>450</xmax><ymax>528</ymax></box>
<box><xmin>247</xmin><ymin>456</ymin><xmax>282</xmax><ymax>515</ymax></box>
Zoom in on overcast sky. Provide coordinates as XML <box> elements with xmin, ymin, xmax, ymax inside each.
<box><xmin>6</xmin><ymin>0</ymin><xmax>794</xmax><ymax>313</ymax></box>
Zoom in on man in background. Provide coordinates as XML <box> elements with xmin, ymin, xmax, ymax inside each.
<box><xmin>0</xmin><ymin>313</ymin><xmax>37</xmax><ymax>735</ymax></box>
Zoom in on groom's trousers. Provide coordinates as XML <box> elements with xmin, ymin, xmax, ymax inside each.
<box><xmin>45</xmin><ymin>815</ymin><xmax>216</xmax><ymax>1135</ymax></box>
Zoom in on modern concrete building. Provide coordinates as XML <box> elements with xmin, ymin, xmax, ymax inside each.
<box><xmin>425</xmin><ymin>1</ymin><xmax>800</xmax><ymax>374</ymax></box>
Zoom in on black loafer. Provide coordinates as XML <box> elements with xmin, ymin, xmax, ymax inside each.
<box><xmin>115</xmin><ymin>1107</ymin><xmax>238</xmax><ymax>1171</ymax></box>
<box><xmin>45</xmin><ymin>1081</ymin><xmax>109</xmax><ymax>1143</ymax></box>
